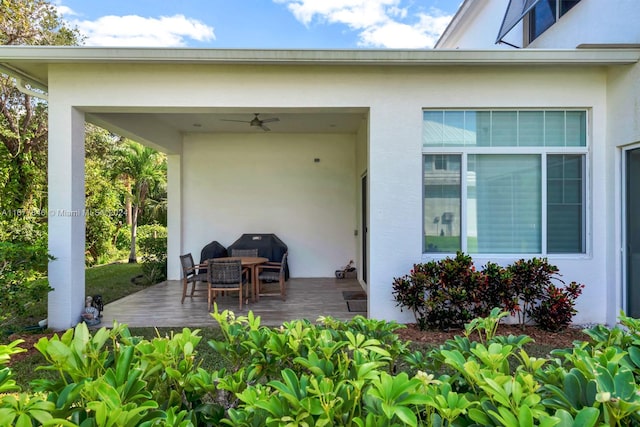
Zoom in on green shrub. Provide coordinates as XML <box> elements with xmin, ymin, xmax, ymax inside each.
<box><xmin>508</xmin><ymin>257</ymin><xmax>559</xmax><ymax>327</ymax></box>
<box><xmin>0</xmin><ymin>217</ymin><xmax>46</xmax><ymax>245</ymax></box>
<box><xmin>138</xmin><ymin>224</ymin><xmax>167</xmax><ymax>285</ymax></box>
<box><xmin>114</xmin><ymin>226</ymin><xmax>130</xmax><ymax>251</ymax></box>
<box><xmin>392</xmin><ymin>252</ymin><xmax>491</xmax><ymax>330</ymax></box>
<box><xmin>4</xmin><ymin>309</ymin><xmax>640</xmax><ymax>426</ymax></box>
<box><xmin>137</xmin><ymin>223</ymin><xmax>167</xmax><ymax>243</ymax></box>
<box><xmin>0</xmin><ymin>241</ymin><xmax>53</xmax><ymax>330</ymax></box>
<box><xmin>393</xmin><ymin>253</ymin><xmax>584</xmax><ymax>331</ymax></box>
<box><xmin>531</xmin><ymin>281</ymin><xmax>584</xmax><ymax>332</ymax></box>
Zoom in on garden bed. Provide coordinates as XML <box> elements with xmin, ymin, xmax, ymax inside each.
<box><xmin>395</xmin><ymin>323</ymin><xmax>588</xmax><ymax>348</ymax></box>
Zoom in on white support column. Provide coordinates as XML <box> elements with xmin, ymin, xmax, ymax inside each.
<box><xmin>167</xmin><ymin>154</ymin><xmax>182</xmax><ymax>280</ymax></box>
<box><xmin>47</xmin><ymin>107</ymin><xmax>85</xmax><ymax>330</ymax></box>
<box><xmin>367</xmin><ymin>104</ymin><xmax>423</xmax><ymax>323</ymax></box>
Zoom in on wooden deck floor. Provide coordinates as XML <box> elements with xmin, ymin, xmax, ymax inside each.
<box><xmin>100</xmin><ymin>278</ymin><xmax>367</xmax><ymax>328</ymax></box>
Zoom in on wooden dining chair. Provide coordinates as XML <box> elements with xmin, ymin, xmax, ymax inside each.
<box><xmin>206</xmin><ymin>259</ymin><xmax>248</xmax><ymax>311</ymax></box>
<box><xmin>231</xmin><ymin>248</ymin><xmax>259</xmax><ymax>257</ymax></box>
<box><xmin>230</xmin><ymin>248</ymin><xmax>258</xmax><ymax>281</ymax></box>
<box><xmin>179</xmin><ymin>253</ymin><xmax>207</xmax><ymax>303</ymax></box>
<box><xmin>255</xmin><ymin>252</ymin><xmax>288</xmax><ymax>301</ymax></box>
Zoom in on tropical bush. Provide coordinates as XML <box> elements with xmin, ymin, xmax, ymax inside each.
<box><xmin>3</xmin><ymin>309</ymin><xmax>640</xmax><ymax>426</ymax></box>
<box><xmin>138</xmin><ymin>224</ymin><xmax>167</xmax><ymax>284</ymax></box>
<box><xmin>392</xmin><ymin>252</ymin><xmax>584</xmax><ymax>331</ymax></box>
<box><xmin>0</xmin><ymin>239</ymin><xmax>52</xmax><ymax>330</ymax></box>
<box><xmin>85</xmin><ymin>158</ymin><xmax>124</xmax><ymax>265</ymax></box>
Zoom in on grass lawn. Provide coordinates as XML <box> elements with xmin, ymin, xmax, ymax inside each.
<box><xmin>6</xmin><ymin>262</ymin><xmax>145</xmax><ymax>332</ymax></box>
<box><xmin>86</xmin><ymin>262</ymin><xmax>145</xmax><ymax>301</ymax></box>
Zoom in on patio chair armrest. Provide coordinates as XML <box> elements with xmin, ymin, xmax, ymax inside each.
<box><xmin>183</xmin><ymin>265</ymin><xmax>200</xmax><ymax>274</ymax></box>
<box><xmin>257</xmin><ymin>263</ymin><xmax>280</xmax><ymax>272</ymax></box>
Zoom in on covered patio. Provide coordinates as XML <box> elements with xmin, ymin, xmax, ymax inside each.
<box><xmin>100</xmin><ymin>277</ymin><xmax>366</xmax><ymax>328</ymax></box>
<box><xmin>2</xmin><ymin>46</ymin><xmax>634</xmax><ymax>329</ymax></box>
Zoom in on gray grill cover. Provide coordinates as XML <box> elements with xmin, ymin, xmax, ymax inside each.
<box><xmin>227</xmin><ymin>233</ymin><xmax>289</xmax><ymax>280</ymax></box>
<box><xmin>199</xmin><ymin>241</ymin><xmax>228</xmax><ymax>274</ymax></box>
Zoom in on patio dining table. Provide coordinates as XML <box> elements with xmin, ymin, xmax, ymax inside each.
<box><xmin>209</xmin><ymin>256</ymin><xmax>268</xmax><ymax>302</ymax></box>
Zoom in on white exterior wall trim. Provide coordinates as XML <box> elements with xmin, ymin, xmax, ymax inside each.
<box><xmin>0</xmin><ymin>47</ymin><xmax>638</xmax><ymax>74</ymax></box>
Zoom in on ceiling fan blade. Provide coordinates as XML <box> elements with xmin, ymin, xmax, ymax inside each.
<box><xmin>260</xmin><ymin>117</ymin><xmax>280</xmax><ymax>123</ymax></box>
<box><xmin>260</xmin><ymin>124</ymin><xmax>271</xmax><ymax>131</ymax></box>
<box><xmin>220</xmin><ymin>119</ymin><xmax>251</xmax><ymax>123</ymax></box>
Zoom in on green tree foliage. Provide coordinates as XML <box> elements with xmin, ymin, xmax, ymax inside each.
<box><xmin>114</xmin><ymin>141</ymin><xmax>166</xmax><ymax>263</ymax></box>
<box><xmin>0</xmin><ymin>240</ymin><xmax>51</xmax><ymax>329</ymax></box>
<box><xmin>0</xmin><ymin>0</ymin><xmax>81</xmax><ymax>46</ymax></box>
<box><xmin>0</xmin><ymin>0</ymin><xmax>81</xmax><ymax>213</ymax></box>
<box><xmin>84</xmin><ymin>125</ymin><xmax>126</xmax><ymax>264</ymax></box>
<box><xmin>85</xmin><ymin>158</ymin><xmax>123</xmax><ymax>265</ymax></box>
<box><xmin>138</xmin><ymin>224</ymin><xmax>168</xmax><ymax>284</ymax></box>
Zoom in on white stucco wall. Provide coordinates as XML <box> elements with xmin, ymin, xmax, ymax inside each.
<box><xmin>41</xmin><ymin>55</ymin><xmax>631</xmax><ymax>326</ymax></box>
<box><xmin>181</xmin><ymin>132</ymin><xmax>357</xmax><ymax>277</ymax></box>
<box><xmin>440</xmin><ymin>0</ymin><xmax>640</xmax><ymax>50</ymax></box>
<box><xmin>530</xmin><ymin>0</ymin><xmax>640</xmax><ymax>48</ymax></box>
<box><xmin>436</xmin><ymin>0</ymin><xmax>519</xmax><ymax>49</ymax></box>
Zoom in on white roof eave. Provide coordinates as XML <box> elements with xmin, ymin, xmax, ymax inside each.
<box><xmin>0</xmin><ymin>46</ymin><xmax>638</xmax><ymax>90</ymax></box>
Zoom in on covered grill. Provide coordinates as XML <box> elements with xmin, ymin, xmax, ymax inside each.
<box><xmin>227</xmin><ymin>233</ymin><xmax>289</xmax><ymax>280</ymax></box>
<box><xmin>199</xmin><ymin>241</ymin><xmax>228</xmax><ymax>274</ymax></box>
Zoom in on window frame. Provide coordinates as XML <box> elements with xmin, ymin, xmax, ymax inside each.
<box><xmin>524</xmin><ymin>0</ymin><xmax>582</xmax><ymax>45</ymax></box>
<box><xmin>422</xmin><ymin>109</ymin><xmax>590</xmax><ymax>257</ymax></box>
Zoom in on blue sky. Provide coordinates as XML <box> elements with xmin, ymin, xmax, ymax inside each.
<box><xmin>55</xmin><ymin>0</ymin><xmax>461</xmax><ymax>49</ymax></box>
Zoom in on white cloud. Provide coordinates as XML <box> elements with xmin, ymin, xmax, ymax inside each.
<box><xmin>360</xmin><ymin>21</ymin><xmax>432</xmax><ymax>49</ymax></box>
<box><xmin>58</xmin><ymin>7</ymin><xmax>215</xmax><ymax>47</ymax></box>
<box><xmin>55</xmin><ymin>5</ymin><xmax>77</xmax><ymax>17</ymax></box>
<box><xmin>274</xmin><ymin>0</ymin><xmax>452</xmax><ymax>48</ymax></box>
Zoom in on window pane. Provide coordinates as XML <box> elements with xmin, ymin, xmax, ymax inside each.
<box><xmin>547</xmin><ymin>154</ymin><xmax>584</xmax><ymax>253</ymax></box>
<box><xmin>560</xmin><ymin>0</ymin><xmax>581</xmax><ymax>16</ymax></box>
<box><xmin>566</xmin><ymin>111</ymin><xmax>586</xmax><ymax>147</ymax></box>
<box><xmin>530</xmin><ymin>0</ymin><xmax>557</xmax><ymax>41</ymax></box>
<box><xmin>545</xmin><ymin>111</ymin><xmax>565</xmax><ymax>146</ymax></box>
<box><xmin>425</xmin><ymin>109</ymin><xmax>586</xmax><ymax>148</ymax></box>
<box><xmin>476</xmin><ymin>111</ymin><xmax>492</xmax><ymax>147</ymax></box>
<box><xmin>491</xmin><ymin>111</ymin><xmax>518</xmax><ymax>147</ymax></box>
<box><xmin>424</xmin><ymin>155</ymin><xmax>461</xmax><ymax>253</ymax></box>
<box><xmin>423</xmin><ymin>111</ymin><xmax>444</xmax><ymax>147</ymax></box>
<box><xmin>464</xmin><ymin>111</ymin><xmax>478</xmax><ymax>146</ymax></box>
<box><xmin>443</xmin><ymin>111</ymin><xmax>466</xmax><ymax>146</ymax></box>
<box><xmin>469</xmin><ymin>155</ymin><xmax>541</xmax><ymax>253</ymax></box>
<box><xmin>519</xmin><ymin>111</ymin><xmax>544</xmax><ymax>146</ymax></box>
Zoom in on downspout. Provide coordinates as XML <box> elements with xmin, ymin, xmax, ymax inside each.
<box><xmin>15</xmin><ymin>77</ymin><xmax>48</xmax><ymax>101</ymax></box>
<box><xmin>0</xmin><ymin>63</ymin><xmax>48</xmax><ymax>100</ymax></box>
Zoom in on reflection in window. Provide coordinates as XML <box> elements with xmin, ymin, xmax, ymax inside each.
<box><xmin>529</xmin><ymin>0</ymin><xmax>582</xmax><ymax>42</ymax></box>
<box><xmin>423</xmin><ymin>110</ymin><xmax>586</xmax><ymax>148</ymax></box>
<box><xmin>424</xmin><ymin>155</ymin><xmax>461</xmax><ymax>253</ymax></box>
<box><xmin>469</xmin><ymin>155</ymin><xmax>541</xmax><ymax>253</ymax></box>
<box><xmin>547</xmin><ymin>154</ymin><xmax>584</xmax><ymax>253</ymax></box>
<box><xmin>423</xmin><ymin>109</ymin><xmax>587</xmax><ymax>255</ymax></box>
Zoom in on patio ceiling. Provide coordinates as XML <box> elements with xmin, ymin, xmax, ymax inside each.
<box><xmin>84</xmin><ymin>108</ymin><xmax>367</xmax><ymax>153</ymax></box>
<box><xmin>89</xmin><ymin>108</ymin><xmax>366</xmax><ymax>133</ymax></box>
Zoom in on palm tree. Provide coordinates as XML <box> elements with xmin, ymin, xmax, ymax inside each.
<box><xmin>114</xmin><ymin>141</ymin><xmax>166</xmax><ymax>263</ymax></box>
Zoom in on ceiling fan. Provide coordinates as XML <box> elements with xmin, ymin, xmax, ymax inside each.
<box><xmin>220</xmin><ymin>113</ymin><xmax>280</xmax><ymax>131</ymax></box>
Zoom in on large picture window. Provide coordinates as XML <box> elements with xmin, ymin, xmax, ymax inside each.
<box><xmin>423</xmin><ymin>110</ymin><xmax>587</xmax><ymax>255</ymax></box>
